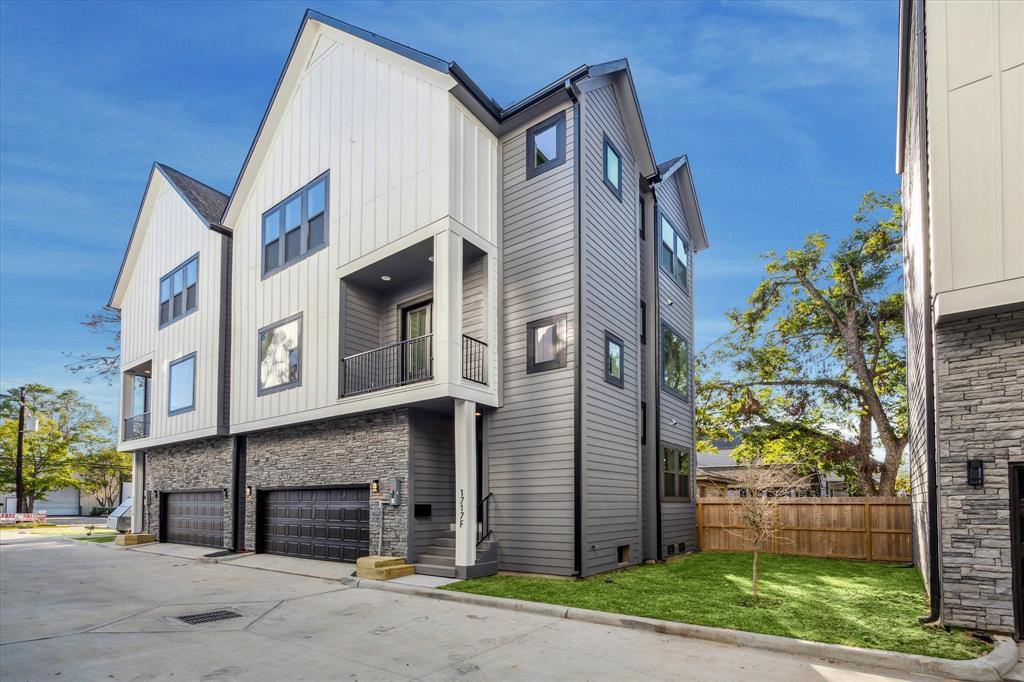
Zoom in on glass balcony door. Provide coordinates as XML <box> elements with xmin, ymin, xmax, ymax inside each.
<box><xmin>402</xmin><ymin>301</ymin><xmax>432</xmax><ymax>382</ymax></box>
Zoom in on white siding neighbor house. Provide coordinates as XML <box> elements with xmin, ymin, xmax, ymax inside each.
<box><xmin>897</xmin><ymin>0</ymin><xmax>1024</xmax><ymax>634</ymax></box>
<box><xmin>108</xmin><ymin>10</ymin><xmax>709</xmax><ymax>578</ymax></box>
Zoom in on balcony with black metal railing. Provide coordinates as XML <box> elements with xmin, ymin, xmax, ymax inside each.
<box><xmin>341</xmin><ymin>335</ymin><xmax>434</xmax><ymax>397</ymax></box>
<box><xmin>122</xmin><ymin>412</ymin><xmax>150</xmax><ymax>440</ymax></box>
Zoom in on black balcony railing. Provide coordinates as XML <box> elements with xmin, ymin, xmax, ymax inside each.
<box><xmin>123</xmin><ymin>413</ymin><xmax>150</xmax><ymax>440</ymax></box>
<box><xmin>462</xmin><ymin>335</ymin><xmax>488</xmax><ymax>385</ymax></box>
<box><xmin>341</xmin><ymin>334</ymin><xmax>433</xmax><ymax>397</ymax></box>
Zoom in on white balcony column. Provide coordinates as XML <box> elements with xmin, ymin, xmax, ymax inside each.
<box><xmin>432</xmin><ymin>229</ymin><xmax>464</xmax><ymax>386</ymax></box>
<box><xmin>131</xmin><ymin>452</ymin><xmax>145</xmax><ymax>533</ymax></box>
<box><xmin>454</xmin><ymin>398</ymin><xmax>477</xmax><ymax>570</ymax></box>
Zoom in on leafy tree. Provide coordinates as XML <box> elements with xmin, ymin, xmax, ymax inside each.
<box><xmin>0</xmin><ymin>419</ymin><xmax>79</xmax><ymax>509</ymax></box>
<box><xmin>77</xmin><ymin>448</ymin><xmax>131</xmax><ymax>508</ymax></box>
<box><xmin>701</xmin><ymin>192</ymin><xmax>907</xmax><ymax>496</ymax></box>
<box><xmin>64</xmin><ymin>308</ymin><xmax>121</xmax><ymax>385</ymax></box>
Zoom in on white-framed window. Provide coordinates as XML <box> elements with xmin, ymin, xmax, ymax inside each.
<box><xmin>159</xmin><ymin>255</ymin><xmax>198</xmax><ymax>327</ymax></box>
<box><xmin>167</xmin><ymin>353</ymin><xmax>196</xmax><ymax>416</ymax></box>
<box><xmin>262</xmin><ymin>174</ymin><xmax>328</xmax><ymax>277</ymax></box>
<box><xmin>258</xmin><ymin>313</ymin><xmax>302</xmax><ymax>395</ymax></box>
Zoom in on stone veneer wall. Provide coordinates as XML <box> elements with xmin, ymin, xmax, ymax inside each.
<box><xmin>144</xmin><ymin>436</ymin><xmax>235</xmax><ymax>547</ymax></box>
<box><xmin>936</xmin><ymin>309</ymin><xmax>1024</xmax><ymax>632</ymax></box>
<box><xmin>243</xmin><ymin>409</ymin><xmax>410</xmax><ymax>558</ymax></box>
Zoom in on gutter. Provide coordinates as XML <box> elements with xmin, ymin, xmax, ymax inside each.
<box><xmin>567</xmin><ymin>80</ymin><xmax>583</xmax><ymax>578</ymax></box>
<box><xmin>911</xmin><ymin>0</ymin><xmax>942</xmax><ymax>624</ymax></box>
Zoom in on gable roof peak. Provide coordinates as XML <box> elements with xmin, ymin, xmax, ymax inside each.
<box><xmin>155</xmin><ymin>163</ymin><xmax>229</xmax><ymax>226</ymax></box>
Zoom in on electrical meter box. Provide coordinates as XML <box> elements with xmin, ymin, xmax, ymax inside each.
<box><xmin>386</xmin><ymin>478</ymin><xmax>401</xmax><ymax>506</ymax></box>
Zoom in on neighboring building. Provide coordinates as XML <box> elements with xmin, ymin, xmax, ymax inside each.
<box><xmin>694</xmin><ymin>440</ymin><xmax>827</xmax><ymax>498</ymax></box>
<box><xmin>109</xmin><ymin>10</ymin><xmax>708</xmax><ymax>578</ymax></box>
<box><xmin>2</xmin><ymin>484</ymin><xmax>126</xmax><ymax>516</ymax></box>
<box><xmin>897</xmin><ymin>0</ymin><xmax>1024</xmax><ymax>633</ymax></box>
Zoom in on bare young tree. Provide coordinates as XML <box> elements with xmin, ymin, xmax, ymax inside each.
<box><xmin>726</xmin><ymin>460</ymin><xmax>811</xmax><ymax>602</ymax></box>
<box><xmin>64</xmin><ymin>308</ymin><xmax>120</xmax><ymax>385</ymax></box>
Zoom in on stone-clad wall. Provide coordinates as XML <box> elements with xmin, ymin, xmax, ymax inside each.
<box><xmin>243</xmin><ymin>409</ymin><xmax>410</xmax><ymax>558</ymax></box>
<box><xmin>144</xmin><ymin>437</ymin><xmax>235</xmax><ymax>547</ymax></box>
<box><xmin>936</xmin><ymin>309</ymin><xmax>1024</xmax><ymax>632</ymax></box>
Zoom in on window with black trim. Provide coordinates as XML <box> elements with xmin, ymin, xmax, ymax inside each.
<box><xmin>526</xmin><ymin>112</ymin><xmax>566</xmax><ymax>179</ymax></box>
<box><xmin>168</xmin><ymin>353</ymin><xmax>195</xmax><ymax>416</ymax></box>
<box><xmin>662</xmin><ymin>444</ymin><xmax>691</xmax><ymax>501</ymax></box>
<box><xmin>639</xmin><ymin>197</ymin><xmax>646</xmax><ymax>239</ymax></box>
<box><xmin>640</xmin><ymin>301</ymin><xmax>647</xmax><ymax>345</ymax></box>
<box><xmin>262</xmin><ymin>174</ymin><xmax>328</xmax><ymax>277</ymax></box>
<box><xmin>659</xmin><ymin>213</ymin><xmax>690</xmax><ymax>291</ymax></box>
<box><xmin>604</xmin><ymin>332</ymin><xmax>624</xmax><ymax>387</ymax></box>
<box><xmin>159</xmin><ymin>255</ymin><xmax>198</xmax><ymax>327</ymax></box>
<box><xmin>526</xmin><ymin>314</ymin><xmax>567</xmax><ymax>374</ymax></box>
<box><xmin>603</xmin><ymin>136</ymin><xmax>622</xmax><ymax>199</ymax></box>
<box><xmin>641</xmin><ymin>401</ymin><xmax>647</xmax><ymax>445</ymax></box>
<box><xmin>258</xmin><ymin>313</ymin><xmax>302</xmax><ymax>395</ymax></box>
<box><xmin>661</xmin><ymin>322</ymin><xmax>690</xmax><ymax>401</ymax></box>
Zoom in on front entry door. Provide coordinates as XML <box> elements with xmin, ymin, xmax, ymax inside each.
<box><xmin>1012</xmin><ymin>465</ymin><xmax>1024</xmax><ymax>637</ymax></box>
<box><xmin>401</xmin><ymin>301</ymin><xmax>432</xmax><ymax>383</ymax></box>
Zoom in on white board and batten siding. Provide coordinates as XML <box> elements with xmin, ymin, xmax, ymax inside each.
<box><xmin>488</xmin><ymin>103</ymin><xmax>577</xmax><ymax>576</ymax></box>
<box><xmin>656</xmin><ymin>174</ymin><xmax>697</xmax><ymax>555</ymax></box>
<box><xmin>579</xmin><ymin>84</ymin><xmax>643</xmax><ymax>575</ymax></box>
<box><xmin>227</xmin><ymin>21</ymin><xmax>497</xmax><ymax>433</ymax></box>
<box><xmin>118</xmin><ymin>172</ymin><xmax>227</xmax><ymax>450</ymax></box>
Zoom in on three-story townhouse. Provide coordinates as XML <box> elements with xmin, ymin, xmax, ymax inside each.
<box><xmin>110</xmin><ymin>9</ymin><xmax>709</xmax><ymax>578</ymax></box>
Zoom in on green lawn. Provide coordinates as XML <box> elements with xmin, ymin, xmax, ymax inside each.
<box><xmin>442</xmin><ymin>552</ymin><xmax>990</xmax><ymax>660</ymax></box>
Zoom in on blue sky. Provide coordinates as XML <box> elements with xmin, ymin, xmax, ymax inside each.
<box><xmin>0</xmin><ymin>0</ymin><xmax>899</xmax><ymax>421</ymax></box>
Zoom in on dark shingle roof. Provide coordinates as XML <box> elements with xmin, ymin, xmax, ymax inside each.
<box><xmin>156</xmin><ymin>163</ymin><xmax>229</xmax><ymax>225</ymax></box>
<box><xmin>657</xmin><ymin>155</ymin><xmax>685</xmax><ymax>176</ymax></box>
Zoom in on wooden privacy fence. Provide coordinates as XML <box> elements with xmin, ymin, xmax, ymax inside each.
<box><xmin>697</xmin><ymin>497</ymin><xmax>912</xmax><ymax>562</ymax></box>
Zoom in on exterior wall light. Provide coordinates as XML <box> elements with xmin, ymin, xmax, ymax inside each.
<box><xmin>245</xmin><ymin>485</ymin><xmax>253</xmax><ymax>499</ymax></box>
<box><xmin>370</xmin><ymin>479</ymin><xmax>380</xmax><ymax>494</ymax></box>
<box><xmin>967</xmin><ymin>459</ymin><xmax>984</xmax><ymax>487</ymax></box>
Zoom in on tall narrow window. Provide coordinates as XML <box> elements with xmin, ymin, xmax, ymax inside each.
<box><xmin>641</xmin><ymin>401</ymin><xmax>647</xmax><ymax>445</ymax></box>
<box><xmin>662</xmin><ymin>444</ymin><xmax>691</xmax><ymax>501</ymax></box>
<box><xmin>258</xmin><ymin>314</ymin><xmax>302</xmax><ymax>395</ymax></box>
<box><xmin>605</xmin><ymin>332</ymin><xmax>624</xmax><ymax>387</ymax></box>
<box><xmin>262</xmin><ymin>173</ymin><xmax>329</xmax><ymax>277</ymax></box>
<box><xmin>603</xmin><ymin>136</ymin><xmax>622</xmax><ymax>200</ymax></box>
<box><xmin>526</xmin><ymin>314</ymin><xmax>567</xmax><ymax>374</ymax></box>
<box><xmin>168</xmin><ymin>353</ymin><xmax>196</xmax><ymax>415</ymax></box>
<box><xmin>661</xmin><ymin>322</ymin><xmax>690</xmax><ymax>401</ymax></box>
<box><xmin>658</xmin><ymin>213</ymin><xmax>690</xmax><ymax>292</ymax></box>
<box><xmin>525</xmin><ymin>111</ymin><xmax>566</xmax><ymax>179</ymax></box>
<box><xmin>159</xmin><ymin>255</ymin><xmax>199</xmax><ymax>327</ymax></box>
<box><xmin>639</xmin><ymin>197</ymin><xmax>646</xmax><ymax>239</ymax></box>
<box><xmin>640</xmin><ymin>301</ymin><xmax>647</xmax><ymax>345</ymax></box>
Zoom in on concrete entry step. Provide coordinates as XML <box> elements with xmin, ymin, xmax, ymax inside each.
<box><xmin>414</xmin><ymin>563</ymin><xmax>456</xmax><ymax>578</ymax></box>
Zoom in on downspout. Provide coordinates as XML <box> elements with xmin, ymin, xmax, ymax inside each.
<box><xmin>566</xmin><ymin>79</ymin><xmax>583</xmax><ymax>577</ymax></box>
<box><xmin>651</xmin><ymin>192</ymin><xmax>663</xmax><ymax>562</ymax></box>
<box><xmin>912</xmin><ymin>0</ymin><xmax>942</xmax><ymax>624</ymax></box>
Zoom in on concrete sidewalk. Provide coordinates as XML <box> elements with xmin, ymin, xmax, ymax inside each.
<box><xmin>1</xmin><ymin>536</ymin><xmax>946</xmax><ymax>681</ymax></box>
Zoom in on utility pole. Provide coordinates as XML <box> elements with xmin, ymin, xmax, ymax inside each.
<box><xmin>15</xmin><ymin>387</ymin><xmax>26</xmax><ymax>513</ymax></box>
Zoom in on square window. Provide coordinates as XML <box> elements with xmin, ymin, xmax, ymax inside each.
<box><xmin>168</xmin><ymin>353</ymin><xmax>195</xmax><ymax>415</ymax></box>
<box><xmin>525</xmin><ymin>112</ymin><xmax>566</xmax><ymax>179</ymax></box>
<box><xmin>604</xmin><ymin>332</ymin><xmax>624</xmax><ymax>387</ymax></box>
<box><xmin>526</xmin><ymin>314</ymin><xmax>567</xmax><ymax>374</ymax></box>
<box><xmin>258</xmin><ymin>314</ymin><xmax>302</xmax><ymax>394</ymax></box>
<box><xmin>603</xmin><ymin>136</ymin><xmax>622</xmax><ymax>200</ymax></box>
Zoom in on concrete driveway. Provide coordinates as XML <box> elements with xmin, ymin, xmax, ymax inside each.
<box><xmin>0</xmin><ymin>535</ymin><xmax>944</xmax><ymax>681</ymax></box>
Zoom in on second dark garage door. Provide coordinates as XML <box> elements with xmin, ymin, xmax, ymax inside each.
<box><xmin>163</xmin><ymin>491</ymin><xmax>224</xmax><ymax>548</ymax></box>
<box><xmin>260</xmin><ymin>487</ymin><xmax>370</xmax><ymax>562</ymax></box>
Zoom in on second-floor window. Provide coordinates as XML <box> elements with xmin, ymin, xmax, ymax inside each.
<box><xmin>168</xmin><ymin>353</ymin><xmax>196</xmax><ymax>416</ymax></box>
<box><xmin>659</xmin><ymin>213</ymin><xmax>690</xmax><ymax>291</ymax></box>
<box><xmin>262</xmin><ymin>174</ymin><xmax>328</xmax><ymax>277</ymax></box>
<box><xmin>526</xmin><ymin>314</ymin><xmax>567</xmax><ymax>374</ymax></box>
<box><xmin>662</xmin><ymin>444</ymin><xmax>692</xmax><ymax>502</ymax></box>
<box><xmin>258</xmin><ymin>313</ymin><xmax>302</xmax><ymax>395</ymax></box>
<box><xmin>159</xmin><ymin>256</ymin><xmax>198</xmax><ymax>326</ymax></box>
<box><xmin>661</xmin><ymin>322</ymin><xmax>690</xmax><ymax>401</ymax></box>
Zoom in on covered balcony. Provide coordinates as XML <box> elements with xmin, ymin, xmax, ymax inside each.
<box><xmin>121</xmin><ymin>361</ymin><xmax>151</xmax><ymax>441</ymax></box>
<box><xmin>338</xmin><ymin>231</ymin><xmax>492</xmax><ymax>400</ymax></box>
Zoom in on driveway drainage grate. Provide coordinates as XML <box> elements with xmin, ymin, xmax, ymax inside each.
<box><xmin>175</xmin><ymin>609</ymin><xmax>243</xmax><ymax>625</ymax></box>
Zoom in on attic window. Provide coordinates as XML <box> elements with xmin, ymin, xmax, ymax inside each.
<box><xmin>603</xmin><ymin>136</ymin><xmax>622</xmax><ymax>200</ymax></box>
<box><xmin>159</xmin><ymin>255</ymin><xmax>198</xmax><ymax>327</ymax></box>
<box><xmin>262</xmin><ymin>173</ymin><xmax>328</xmax><ymax>277</ymax></box>
<box><xmin>659</xmin><ymin>213</ymin><xmax>690</xmax><ymax>292</ymax></box>
<box><xmin>526</xmin><ymin>112</ymin><xmax>566</xmax><ymax>179</ymax></box>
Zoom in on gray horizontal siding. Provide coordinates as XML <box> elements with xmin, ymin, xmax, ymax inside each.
<box><xmin>489</xmin><ymin>103</ymin><xmax>577</xmax><ymax>576</ymax></box>
<box><xmin>409</xmin><ymin>409</ymin><xmax>454</xmax><ymax>559</ymax></box>
<box><xmin>463</xmin><ymin>254</ymin><xmax>486</xmax><ymax>342</ymax></box>
<box><xmin>580</xmin><ymin>84</ymin><xmax>642</xmax><ymax>576</ymax></box>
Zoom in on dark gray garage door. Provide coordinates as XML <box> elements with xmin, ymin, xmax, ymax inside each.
<box><xmin>163</xmin><ymin>491</ymin><xmax>224</xmax><ymax>548</ymax></box>
<box><xmin>260</xmin><ymin>487</ymin><xmax>370</xmax><ymax>562</ymax></box>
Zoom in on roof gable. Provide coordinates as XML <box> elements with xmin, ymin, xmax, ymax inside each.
<box><xmin>656</xmin><ymin>155</ymin><xmax>710</xmax><ymax>251</ymax></box>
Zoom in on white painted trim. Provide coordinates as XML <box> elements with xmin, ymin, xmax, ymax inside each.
<box><xmin>934</xmin><ymin>277</ymin><xmax>1024</xmax><ymax>322</ymax></box>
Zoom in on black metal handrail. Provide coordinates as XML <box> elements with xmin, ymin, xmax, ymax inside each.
<box><xmin>462</xmin><ymin>335</ymin><xmax>488</xmax><ymax>385</ymax></box>
<box><xmin>341</xmin><ymin>334</ymin><xmax>433</xmax><ymax>397</ymax></box>
<box><xmin>123</xmin><ymin>413</ymin><xmax>150</xmax><ymax>440</ymax></box>
<box><xmin>477</xmin><ymin>492</ymin><xmax>494</xmax><ymax>546</ymax></box>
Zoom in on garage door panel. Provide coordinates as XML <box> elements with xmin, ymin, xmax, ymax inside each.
<box><xmin>165</xmin><ymin>491</ymin><xmax>224</xmax><ymax>548</ymax></box>
<box><xmin>260</xmin><ymin>487</ymin><xmax>369</xmax><ymax>563</ymax></box>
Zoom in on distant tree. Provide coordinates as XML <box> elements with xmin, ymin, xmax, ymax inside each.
<box><xmin>77</xmin><ymin>448</ymin><xmax>131</xmax><ymax>508</ymax></box>
<box><xmin>64</xmin><ymin>308</ymin><xmax>120</xmax><ymax>385</ymax></box>
<box><xmin>700</xmin><ymin>192</ymin><xmax>907</xmax><ymax>496</ymax></box>
<box><xmin>0</xmin><ymin>419</ymin><xmax>79</xmax><ymax>509</ymax></box>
